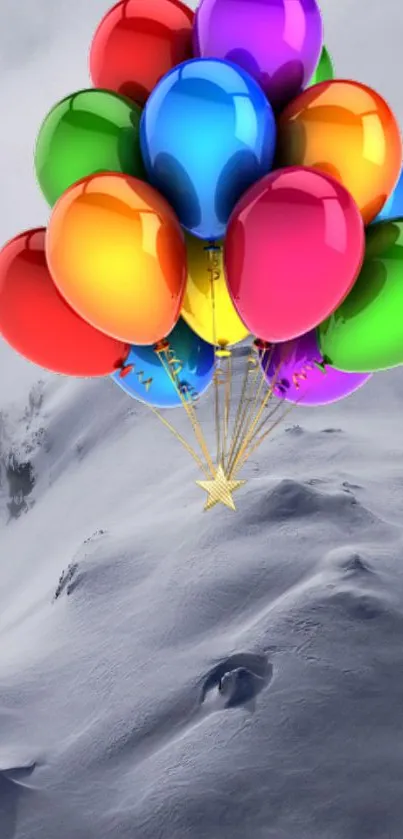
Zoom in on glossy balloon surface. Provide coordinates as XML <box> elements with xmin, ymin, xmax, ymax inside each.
<box><xmin>140</xmin><ymin>58</ymin><xmax>276</xmax><ymax>240</ymax></box>
<box><xmin>224</xmin><ymin>166</ymin><xmax>365</xmax><ymax>343</ymax></box>
<box><xmin>182</xmin><ymin>236</ymin><xmax>248</xmax><ymax>346</ymax></box>
<box><xmin>259</xmin><ymin>329</ymin><xmax>371</xmax><ymax>406</ymax></box>
<box><xmin>307</xmin><ymin>45</ymin><xmax>334</xmax><ymax>86</ymax></box>
<box><xmin>0</xmin><ymin>229</ymin><xmax>129</xmax><ymax>376</ymax></box>
<box><xmin>35</xmin><ymin>89</ymin><xmax>145</xmax><ymax>206</ymax></box>
<box><xmin>89</xmin><ymin>0</ymin><xmax>194</xmax><ymax>106</ymax></box>
<box><xmin>112</xmin><ymin>318</ymin><xmax>214</xmax><ymax>408</ymax></box>
<box><xmin>276</xmin><ymin>80</ymin><xmax>402</xmax><ymax>224</ymax></box>
<box><xmin>318</xmin><ymin>220</ymin><xmax>403</xmax><ymax>372</ymax></box>
<box><xmin>193</xmin><ymin>0</ymin><xmax>323</xmax><ymax>111</ymax></box>
<box><xmin>46</xmin><ymin>173</ymin><xmax>186</xmax><ymax>345</ymax></box>
<box><xmin>373</xmin><ymin>168</ymin><xmax>403</xmax><ymax>224</ymax></box>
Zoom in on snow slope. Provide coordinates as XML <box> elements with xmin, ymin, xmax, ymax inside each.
<box><xmin>1</xmin><ymin>2</ymin><xmax>403</xmax><ymax>837</ymax></box>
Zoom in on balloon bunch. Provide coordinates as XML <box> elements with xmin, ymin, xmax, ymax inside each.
<box><xmin>0</xmin><ymin>0</ymin><xmax>402</xmax><ymax>512</ymax></box>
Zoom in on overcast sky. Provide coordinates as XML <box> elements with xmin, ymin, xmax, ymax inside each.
<box><xmin>1</xmin><ymin>0</ymin><xmax>401</xmax><ymax>247</ymax></box>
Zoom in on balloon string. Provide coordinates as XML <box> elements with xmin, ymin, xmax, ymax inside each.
<box><xmin>228</xmin><ymin>353</ymin><xmax>284</xmax><ymax>478</ymax></box>
<box><xmin>236</xmin><ymin>358</ymin><xmax>323</xmax><ymax>478</ymax></box>
<box><xmin>228</xmin><ymin>341</ymin><xmax>291</xmax><ymax>476</ymax></box>
<box><xmin>244</xmin><ymin>392</ymin><xmax>289</xmax><ymax>449</ymax></box>
<box><xmin>232</xmin><ymin>399</ymin><xmax>296</xmax><ymax>476</ymax></box>
<box><xmin>243</xmin><ymin>347</ymin><xmax>307</xmax><ymax>452</ymax></box>
<box><xmin>155</xmin><ymin>343</ymin><xmax>216</xmax><ymax>477</ymax></box>
<box><xmin>231</xmin><ymin>346</ymin><xmax>304</xmax><ymax>476</ymax></box>
<box><xmin>222</xmin><ymin>352</ymin><xmax>232</xmax><ymax>468</ymax></box>
<box><xmin>225</xmin><ymin>347</ymin><xmax>259</xmax><ymax>475</ymax></box>
<box><xmin>240</xmin><ymin>344</ymin><xmax>273</xmax><ymax>441</ymax></box>
<box><xmin>226</xmin><ymin>363</ymin><xmax>259</xmax><ymax>474</ymax></box>
<box><xmin>135</xmin><ymin>400</ymin><xmax>211</xmax><ymax>478</ymax></box>
<box><xmin>206</xmin><ymin>244</ymin><xmax>222</xmax><ymax>466</ymax></box>
<box><xmin>226</xmin><ymin>341</ymin><xmax>272</xmax><ymax>476</ymax></box>
<box><xmin>158</xmin><ymin>346</ymin><xmax>215</xmax><ymax>474</ymax></box>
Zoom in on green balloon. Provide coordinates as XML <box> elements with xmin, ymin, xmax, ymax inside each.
<box><xmin>308</xmin><ymin>46</ymin><xmax>334</xmax><ymax>87</ymax></box>
<box><xmin>318</xmin><ymin>220</ymin><xmax>403</xmax><ymax>372</ymax></box>
<box><xmin>35</xmin><ymin>89</ymin><xmax>146</xmax><ymax>206</ymax></box>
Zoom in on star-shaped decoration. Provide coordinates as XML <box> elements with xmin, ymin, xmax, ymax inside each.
<box><xmin>196</xmin><ymin>464</ymin><xmax>245</xmax><ymax>511</ymax></box>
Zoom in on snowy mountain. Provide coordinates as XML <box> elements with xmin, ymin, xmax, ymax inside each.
<box><xmin>1</xmin><ymin>1</ymin><xmax>403</xmax><ymax>837</ymax></box>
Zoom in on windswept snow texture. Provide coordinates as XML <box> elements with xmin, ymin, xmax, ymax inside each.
<box><xmin>1</xmin><ymin>2</ymin><xmax>403</xmax><ymax>837</ymax></box>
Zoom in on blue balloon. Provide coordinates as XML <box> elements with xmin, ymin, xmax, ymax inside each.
<box><xmin>140</xmin><ymin>58</ymin><xmax>276</xmax><ymax>240</ymax></box>
<box><xmin>111</xmin><ymin>319</ymin><xmax>214</xmax><ymax>409</ymax></box>
<box><xmin>373</xmin><ymin>168</ymin><xmax>403</xmax><ymax>224</ymax></box>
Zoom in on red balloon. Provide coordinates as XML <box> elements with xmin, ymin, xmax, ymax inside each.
<box><xmin>89</xmin><ymin>0</ymin><xmax>194</xmax><ymax>107</ymax></box>
<box><xmin>0</xmin><ymin>229</ymin><xmax>130</xmax><ymax>376</ymax></box>
<box><xmin>224</xmin><ymin>167</ymin><xmax>365</xmax><ymax>343</ymax></box>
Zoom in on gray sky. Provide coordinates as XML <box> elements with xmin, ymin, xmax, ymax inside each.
<box><xmin>1</xmin><ymin>0</ymin><xmax>402</xmax><ymax>247</ymax></box>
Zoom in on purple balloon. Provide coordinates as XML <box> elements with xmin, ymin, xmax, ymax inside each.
<box><xmin>193</xmin><ymin>0</ymin><xmax>323</xmax><ymax>111</ymax></box>
<box><xmin>259</xmin><ymin>330</ymin><xmax>372</xmax><ymax>406</ymax></box>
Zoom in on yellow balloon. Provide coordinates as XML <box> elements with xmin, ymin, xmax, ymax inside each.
<box><xmin>182</xmin><ymin>235</ymin><xmax>249</xmax><ymax>347</ymax></box>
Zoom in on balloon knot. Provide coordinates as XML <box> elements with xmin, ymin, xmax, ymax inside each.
<box><xmin>154</xmin><ymin>339</ymin><xmax>170</xmax><ymax>354</ymax></box>
<box><xmin>254</xmin><ymin>338</ymin><xmax>271</xmax><ymax>351</ymax></box>
<box><xmin>119</xmin><ymin>364</ymin><xmax>134</xmax><ymax>378</ymax></box>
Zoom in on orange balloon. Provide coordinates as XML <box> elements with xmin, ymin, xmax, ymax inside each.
<box><xmin>276</xmin><ymin>80</ymin><xmax>402</xmax><ymax>224</ymax></box>
<box><xmin>46</xmin><ymin>173</ymin><xmax>187</xmax><ymax>345</ymax></box>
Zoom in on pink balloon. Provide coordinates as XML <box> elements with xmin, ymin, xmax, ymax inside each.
<box><xmin>224</xmin><ymin>166</ymin><xmax>365</xmax><ymax>343</ymax></box>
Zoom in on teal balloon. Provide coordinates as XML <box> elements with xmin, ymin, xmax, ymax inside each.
<box><xmin>373</xmin><ymin>168</ymin><xmax>403</xmax><ymax>224</ymax></box>
<box><xmin>35</xmin><ymin>89</ymin><xmax>145</xmax><ymax>206</ymax></box>
<box><xmin>318</xmin><ymin>220</ymin><xmax>403</xmax><ymax>372</ymax></box>
<box><xmin>307</xmin><ymin>46</ymin><xmax>334</xmax><ymax>86</ymax></box>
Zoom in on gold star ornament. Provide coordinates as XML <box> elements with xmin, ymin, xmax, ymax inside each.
<box><xmin>196</xmin><ymin>464</ymin><xmax>245</xmax><ymax>511</ymax></box>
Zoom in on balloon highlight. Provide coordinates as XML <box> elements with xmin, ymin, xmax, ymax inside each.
<box><xmin>318</xmin><ymin>220</ymin><xmax>403</xmax><ymax>372</ymax></box>
<box><xmin>276</xmin><ymin>80</ymin><xmax>402</xmax><ymax>224</ymax></box>
<box><xmin>259</xmin><ymin>330</ymin><xmax>371</xmax><ymax>406</ymax></box>
<box><xmin>182</xmin><ymin>235</ymin><xmax>248</xmax><ymax>347</ymax></box>
<box><xmin>0</xmin><ymin>229</ymin><xmax>129</xmax><ymax>376</ymax></box>
<box><xmin>89</xmin><ymin>0</ymin><xmax>195</xmax><ymax>106</ymax></box>
<box><xmin>193</xmin><ymin>0</ymin><xmax>323</xmax><ymax>111</ymax></box>
<box><xmin>112</xmin><ymin>319</ymin><xmax>214</xmax><ymax>408</ymax></box>
<box><xmin>140</xmin><ymin>58</ymin><xmax>277</xmax><ymax>240</ymax></box>
<box><xmin>46</xmin><ymin>173</ymin><xmax>187</xmax><ymax>345</ymax></box>
<box><xmin>224</xmin><ymin>167</ymin><xmax>365</xmax><ymax>343</ymax></box>
<box><xmin>35</xmin><ymin>89</ymin><xmax>145</xmax><ymax>206</ymax></box>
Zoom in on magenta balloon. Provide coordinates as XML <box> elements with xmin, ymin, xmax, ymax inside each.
<box><xmin>224</xmin><ymin>167</ymin><xmax>365</xmax><ymax>344</ymax></box>
<box><xmin>193</xmin><ymin>0</ymin><xmax>323</xmax><ymax>111</ymax></box>
<box><xmin>259</xmin><ymin>330</ymin><xmax>371</xmax><ymax>406</ymax></box>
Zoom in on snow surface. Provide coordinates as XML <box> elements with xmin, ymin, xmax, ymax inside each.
<box><xmin>1</xmin><ymin>1</ymin><xmax>403</xmax><ymax>837</ymax></box>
